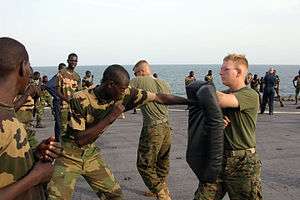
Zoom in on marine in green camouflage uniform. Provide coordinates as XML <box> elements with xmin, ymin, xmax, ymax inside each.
<box><xmin>47</xmin><ymin>85</ymin><xmax>153</xmax><ymax>200</ymax></box>
<box><xmin>195</xmin><ymin>54</ymin><xmax>262</xmax><ymax>200</ymax></box>
<box><xmin>56</xmin><ymin>66</ymin><xmax>81</xmax><ymax>135</ymax></box>
<box><xmin>131</xmin><ymin>75</ymin><xmax>172</xmax><ymax>195</ymax></box>
<box><xmin>0</xmin><ymin>104</ymin><xmax>47</xmax><ymax>200</ymax></box>
<box><xmin>195</xmin><ymin>87</ymin><xmax>262</xmax><ymax>200</ymax></box>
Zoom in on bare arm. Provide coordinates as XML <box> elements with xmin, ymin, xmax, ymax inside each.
<box><xmin>0</xmin><ymin>162</ymin><xmax>53</xmax><ymax>200</ymax></box>
<box><xmin>216</xmin><ymin>91</ymin><xmax>239</xmax><ymax>108</ymax></box>
<box><xmin>14</xmin><ymin>94</ymin><xmax>30</xmax><ymax>111</ymax></box>
<box><xmin>75</xmin><ymin>104</ymin><xmax>125</xmax><ymax>146</ymax></box>
<box><xmin>147</xmin><ymin>92</ymin><xmax>189</xmax><ymax>105</ymax></box>
<box><xmin>14</xmin><ymin>84</ymin><xmax>40</xmax><ymax>111</ymax></box>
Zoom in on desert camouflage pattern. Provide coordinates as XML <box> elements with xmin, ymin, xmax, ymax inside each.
<box><xmin>15</xmin><ymin>95</ymin><xmax>39</xmax><ymax>149</ymax></box>
<box><xmin>17</xmin><ymin>95</ymin><xmax>34</xmax><ymax>111</ymax></box>
<box><xmin>47</xmin><ymin>141</ymin><xmax>122</xmax><ymax>200</ymax></box>
<box><xmin>48</xmin><ymin>86</ymin><xmax>151</xmax><ymax>200</ymax></box>
<box><xmin>156</xmin><ymin>182</ymin><xmax>172</xmax><ymax>200</ymax></box>
<box><xmin>56</xmin><ymin>68</ymin><xmax>81</xmax><ymax>109</ymax></box>
<box><xmin>56</xmin><ymin>68</ymin><xmax>81</xmax><ymax>134</ymax></box>
<box><xmin>204</xmin><ymin>74</ymin><xmax>213</xmax><ymax>82</ymax></box>
<box><xmin>0</xmin><ymin>105</ymin><xmax>46</xmax><ymax>199</ymax></box>
<box><xmin>185</xmin><ymin>76</ymin><xmax>196</xmax><ymax>86</ymax></box>
<box><xmin>66</xmin><ymin>86</ymin><xmax>150</xmax><ymax>136</ymax></box>
<box><xmin>193</xmin><ymin>152</ymin><xmax>262</xmax><ymax>200</ymax></box>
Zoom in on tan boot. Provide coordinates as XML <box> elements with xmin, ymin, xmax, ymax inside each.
<box><xmin>156</xmin><ymin>187</ymin><xmax>172</xmax><ymax>200</ymax></box>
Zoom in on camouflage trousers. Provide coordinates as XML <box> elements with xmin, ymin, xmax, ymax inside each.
<box><xmin>137</xmin><ymin>122</ymin><xmax>172</xmax><ymax>193</ymax></box>
<box><xmin>15</xmin><ymin>110</ymin><xmax>38</xmax><ymax>149</ymax></box>
<box><xmin>60</xmin><ymin>109</ymin><xmax>69</xmax><ymax>135</ymax></box>
<box><xmin>36</xmin><ymin>94</ymin><xmax>52</xmax><ymax>124</ymax></box>
<box><xmin>194</xmin><ymin>152</ymin><xmax>262</xmax><ymax>200</ymax></box>
<box><xmin>47</xmin><ymin>140</ymin><xmax>123</xmax><ymax>200</ymax></box>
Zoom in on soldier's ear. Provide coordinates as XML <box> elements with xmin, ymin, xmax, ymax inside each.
<box><xmin>18</xmin><ymin>61</ymin><xmax>25</xmax><ymax>77</ymax></box>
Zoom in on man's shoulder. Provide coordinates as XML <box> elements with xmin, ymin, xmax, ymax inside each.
<box><xmin>0</xmin><ymin>111</ymin><xmax>31</xmax><ymax>157</ymax></box>
<box><xmin>235</xmin><ymin>87</ymin><xmax>258</xmax><ymax>97</ymax></box>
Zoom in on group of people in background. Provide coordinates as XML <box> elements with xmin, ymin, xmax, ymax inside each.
<box><xmin>185</xmin><ymin>66</ymin><xmax>300</xmax><ymax>115</ymax></box>
<box><xmin>1</xmin><ymin>36</ymin><xmax>300</xmax><ymax>200</ymax></box>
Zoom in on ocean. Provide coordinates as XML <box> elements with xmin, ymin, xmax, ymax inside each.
<box><xmin>33</xmin><ymin>64</ymin><xmax>299</xmax><ymax>97</ymax></box>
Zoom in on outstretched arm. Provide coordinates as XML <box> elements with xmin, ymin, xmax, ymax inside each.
<box><xmin>147</xmin><ymin>92</ymin><xmax>189</xmax><ymax>105</ymax></box>
<box><xmin>14</xmin><ymin>84</ymin><xmax>40</xmax><ymax>111</ymax></box>
<box><xmin>216</xmin><ymin>91</ymin><xmax>239</xmax><ymax>108</ymax></box>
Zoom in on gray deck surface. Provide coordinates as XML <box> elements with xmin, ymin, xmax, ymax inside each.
<box><xmin>36</xmin><ymin>102</ymin><xmax>300</xmax><ymax>200</ymax></box>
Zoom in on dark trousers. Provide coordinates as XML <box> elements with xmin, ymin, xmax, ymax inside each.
<box><xmin>261</xmin><ymin>87</ymin><xmax>275</xmax><ymax>114</ymax></box>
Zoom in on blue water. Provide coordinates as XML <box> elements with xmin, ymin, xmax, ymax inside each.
<box><xmin>33</xmin><ymin>64</ymin><xmax>299</xmax><ymax>97</ymax></box>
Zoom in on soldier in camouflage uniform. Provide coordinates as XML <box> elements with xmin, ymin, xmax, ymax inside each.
<box><xmin>82</xmin><ymin>70</ymin><xmax>94</xmax><ymax>89</ymax></box>
<box><xmin>0</xmin><ymin>37</ymin><xmax>62</xmax><ymax>200</ymax></box>
<box><xmin>204</xmin><ymin>70</ymin><xmax>213</xmax><ymax>83</ymax></box>
<box><xmin>251</xmin><ymin>74</ymin><xmax>262</xmax><ymax>107</ymax></box>
<box><xmin>48</xmin><ymin>64</ymin><xmax>189</xmax><ymax>200</ymax></box>
<box><xmin>293</xmin><ymin>69</ymin><xmax>300</xmax><ymax>104</ymax></box>
<box><xmin>56</xmin><ymin>53</ymin><xmax>81</xmax><ymax>136</ymax></box>
<box><xmin>131</xmin><ymin>60</ymin><xmax>172</xmax><ymax>200</ymax></box>
<box><xmin>202</xmin><ymin>54</ymin><xmax>262</xmax><ymax>200</ymax></box>
<box><xmin>185</xmin><ymin>70</ymin><xmax>196</xmax><ymax>86</ymax></box>
<box><xmin>273</xmin><ymin>70</ymin><xmax>284</xmax><ymax>107</ymax></box>
<box><xmin>36</xmin><ymin>75</ymin><xmax>53</xmax><ymax>128</ymax></box>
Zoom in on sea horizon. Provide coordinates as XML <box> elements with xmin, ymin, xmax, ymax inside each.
<box><xmin>33</xmin><ymin>64</ymin><xmax>300</xmax><ymax>97</ymax></box>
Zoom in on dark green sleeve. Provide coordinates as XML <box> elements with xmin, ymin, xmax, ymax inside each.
<box><xmin>235</xmin><ymin>88</ymin><xmax>259</xmax><ymax>111</ymax></box>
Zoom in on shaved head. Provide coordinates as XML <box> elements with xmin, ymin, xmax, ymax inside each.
<box><xmin>133</xmin><ymin>60</ymin><xmax>152</xmax><ymax>76</ymax></box>
<box><xmin>0</xmin><ymin>37</ymin><xmax>29</xmax><ymax>79</ymax></box>
<box><xmin>101</xmin><ymin>64</ymin><xmax>130</xmax><ymax>86</ymax></box>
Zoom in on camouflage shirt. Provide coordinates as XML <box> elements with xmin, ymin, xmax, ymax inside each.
<box><xmin>204</xmin><ymin>74</ymin><xmax>213</xmax><ymax>82</ymax></box>
<box><xmin>56</xmin><ymin>68</ymin><xmax>81</xmax><ymax>109</ymax></box>
<box><xmin>0</xmin><ymin>104</ymin><xmax>46</xmax><ymax>199</ymax></box>
<box><xmin>185</xmin><ymin>76</ymin><xmax>196</xmax><ymax>86</ymax></box>
<box><xmin>65</xmin><ymin>86</ymin><xmax>151</xmax><ymax>142</ymax></box>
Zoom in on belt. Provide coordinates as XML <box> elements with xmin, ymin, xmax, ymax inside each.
<box><xmin>224</xmin><ymin>147</ymin><xmax>256</xmax><ymax>157</ymax></box>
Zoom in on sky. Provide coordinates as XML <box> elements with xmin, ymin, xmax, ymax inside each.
<box><xmin>1</xmin><ymin>0</ymin><xmax>300</xmax><ymax>66</ymax></box>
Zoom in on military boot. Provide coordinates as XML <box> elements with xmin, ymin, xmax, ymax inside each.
<box><xmin>156</xmin><ymin>186</ymin><xmax>172</xmax><ymax>200</ymax></box>
<box><xmin>162</xmin><ymin>182</ymin><xmax>171</xmax><ymax>198</ymax></box>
